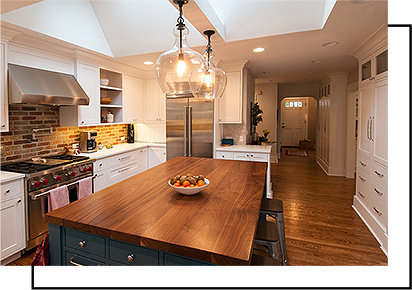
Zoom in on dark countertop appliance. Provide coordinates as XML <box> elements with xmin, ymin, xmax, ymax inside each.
<box><xmin>127</xmin><ymin>124</ymin><xmax>134</xmax><ymax>143</ymax></box>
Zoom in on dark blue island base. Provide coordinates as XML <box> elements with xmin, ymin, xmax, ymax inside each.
<box><xmin>49</xmin><ymin>223</ymin><xmax>214</xmax><ymax>266</ymax></box>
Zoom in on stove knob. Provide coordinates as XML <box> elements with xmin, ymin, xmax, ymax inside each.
<box><xmin>81</xmin><ymin>167</ymin><xmax>88</xmax><ymax>173</ymax></box>
<box><xmin>70</xmin><ymin>171</ymin><xmax>76</xmax><ymax>177</ymax></box>
<box><xmin>32</xmin><ymin>181</ymin><xmax>41</xmax><ymax>188</ymax></box>
<box><xmin>87</xmin><ymin>166</ymin><xmax>93</xmax><ymax>172</ymax></box>
<box><xmin>54</xmin><ymin>175</ymin><xmax>62</xmax><ymax>181</ymax></box>
<box><xmin>41</xmin><ymin>178</ymin><xmax>49</xmax><ymax>186</ymax></box>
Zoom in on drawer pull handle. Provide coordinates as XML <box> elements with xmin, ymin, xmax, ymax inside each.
<box><xmin>357</xmin><ymin>191</ymin><xmax>365</xmax><ymax>198</ymax></box>
<box><xmin>374</xmin><ymin>188</ymin><xmax>384</xmax><ymax>196</ymax></box>
<box><xmin>118</xmin><ymin>156</ymin><xmax>131</xmax><ymax>161</ymax></box>
<box><xmin>373</xmin><ymin>206</ymin><xmax>383</xmax><ymax>216</ymax></box>
<box><xmin>374</xmin><ymin>170</ymin><xmax>385</xmax><ymax>178</ymax></box>
<box><xmin>127</xmin><ymin>254</ymin><xmax>134</xmax><ymax>262</ymax></box>
<box><xmin>5</xmin><ymin>189</ymin><xmax>11</xmax><ymax>194</ymax></box>
<box><xmin>118</xmin><ymin>167</ymin><xmax>131</xmax><ymax>173</ymax></box>
<box><xmin>359</xmin><ymin>176</ymin><xmax>366</xmax><ymax>182</ymax></box>
<box><xmin>69</xmin><ymin>257</ymin><xmax>85</xmax><ymax>266</ymax></box>
<box><xmin>78</xmin><ymin>241</ymin><xmax>86</xmax><ymax>248</ymax></box>
<box><xmin>359</xmin><ymin>161</ymin><xmax>366</xmax><ymax>167</ymax></box>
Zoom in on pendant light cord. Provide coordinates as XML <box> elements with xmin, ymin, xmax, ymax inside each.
<box><xmin>177</xmin><ymin>2</ymin><xmax>185</xmax><ymax>52</ymax></box>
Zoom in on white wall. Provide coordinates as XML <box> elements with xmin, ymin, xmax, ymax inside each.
<box><xmin>255</xmin><ymin>83</ymin><xmax>278</xmax><ymax>143</ymax></box>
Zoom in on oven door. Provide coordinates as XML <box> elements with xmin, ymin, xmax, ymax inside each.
<box><xmin>27</xmin><ymin>176</ymin><xmax>93</xmax><ymax>250</ymax></box>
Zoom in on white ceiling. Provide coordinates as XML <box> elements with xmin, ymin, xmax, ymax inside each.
<box><xmin>1</xmin><ymin>0</ymin><xmax>388</xmax><ymax>84</ymax></box>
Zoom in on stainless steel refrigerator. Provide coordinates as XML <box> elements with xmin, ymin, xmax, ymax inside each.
<box><xmin>166</xmin><ymin>96</ymin><xmax>214</xmax><ymax>160</ymax></box>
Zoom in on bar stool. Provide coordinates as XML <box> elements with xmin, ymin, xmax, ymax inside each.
<box><xmin>254</xmin><ymin>219</ymin><xmax>281</xmax><ymax>261</ymax></box>
<box><xmin>260</xmin><ymin>198</ymin><xmax>287</xmax><ymax>265</ymax></box>
<box><xmin>251</xmin><ymin>254</ymin><xmax>282</xmax><ymax>266</ymax></box>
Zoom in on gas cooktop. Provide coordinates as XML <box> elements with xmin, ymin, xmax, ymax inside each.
<box><xmin>1</xmin><ymin>154</ymin><xmax>90</xmax><ymax>174</ymax></box>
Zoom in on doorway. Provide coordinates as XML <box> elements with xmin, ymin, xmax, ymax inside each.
<box><xmin>280</xmin><ymin>97</ymin><xmax>307</xmax><ymax>146</ymax></box>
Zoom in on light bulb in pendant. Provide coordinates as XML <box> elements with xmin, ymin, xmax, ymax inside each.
<box><xmin>177</xmin><ymin>55</ymin><xmax>186</xmax><ymax>77</ymax></box>
<box><xmin>204</xmin><ymin>72</ymin><xmax>211</xmax><ymax>87</ymax></box>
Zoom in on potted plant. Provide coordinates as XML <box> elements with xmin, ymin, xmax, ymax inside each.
<box><xmin>261</xmin><ymin>129</ymin><xmax>270</xmax><ymax>145</ymax></box>
<box><xmin>251</xmin><ymin>102</ymin><xmax>263</xmax><ymax>144</ymax></box>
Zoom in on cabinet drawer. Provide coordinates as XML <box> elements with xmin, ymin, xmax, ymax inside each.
<box><xmin>109</xmin><ymin>240</ymin><xmax>159</xmax><ymax>265</ymax></box>
<box><xmin>368</xmin><ymin>196</ymin><xmax>388</xmax><ymax>232</ymax></box>
<box><xmin>370</xmin><ymin>179</ymin><xmax>388</xmax><ymax>206</ymax></box>
<box><xmin>94</xmin><ymin>158</ymin><xmax>107</xmax><ymax>173</ymax></box>
<box><xmin>109</xmin><ymin>162</ymin><xmax>138</xmax><ymax>184</ymax></box>
<box><xmin>370</xmin><ymin>161</ymin><xmax>388</xmax><ymax>186</ymax></box>
<box><xmin>249</xmin><ymin>153</ymin><xmax>268</xmax><ymax>162</ymax></box>
<box><xmin>355</xmin><ymin>179</ymin><xmax>369</xmax><ymax>208</ymax></box>
<box><xmin>234</xmin><ymin>152</ymin><xmax>250</xmax><ymax>161</ymax></box>
<box><xmin>216</xmin><ymin>151</ymin><xmax>233</xmax><ymax>160</ymax></box>
<box><xmin>163</xmin><ymin>253</ymin><xmax>212</xmax><ymax>266</ymax></box>
<box><xmin>65</xmin><ymin>251</ymin><xmax>105</xmax><ymax>266</ymax></box>
<box><xmin>357</xmin><ymin>154</ymin><xmax>370</xmax><ymax>175</ymax></box>
<box><xmin>107</xmin><ymin>150</ymin><xmax>138</xmax><ymax>168</ymax></box>
<box><xmin>1</xmin><ymin>179</ymin><xmax>22</xmax><ymax>201</ymax></box>
<box><xmin>65</xmin><ymin>228</ymin><xmax>106</xmax><ymax>258</ymax></box>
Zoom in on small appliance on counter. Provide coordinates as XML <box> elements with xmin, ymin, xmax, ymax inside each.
<box><xmin>80</xmin><ymin>131</ymin><xmax>98</xmax><ymax>153</ymax></box>
<box><xmin>127</xmin><ymin>124</ymin><xmax>135</xmax><ymax>143</ymax></box>
<box><xmin>221</xmin><ymin>138</ymin><xmax>234</xmax><ymax>146</ymax></box>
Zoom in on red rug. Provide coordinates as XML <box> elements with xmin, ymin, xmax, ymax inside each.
<box><xmin>285</xmin><ymin>150</ymin><xmax>309</xmax><ymax>157</ymax></box>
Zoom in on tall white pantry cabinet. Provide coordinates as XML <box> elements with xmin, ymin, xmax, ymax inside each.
<box><xmin>351</xmin><ymin>26</ymin><xmax>388</xmax><ymax>255</ymax></box>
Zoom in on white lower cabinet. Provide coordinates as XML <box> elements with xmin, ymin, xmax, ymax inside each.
<box><xmin>215</xmin><ymin>149</ymin><xmax>272</xmax><ymax>197</ymax></box>
<box><xmin>1</xmin><ymin>178</ymin><xmax>25</xmax><ymax>263</ymax></box>
<box><xmin>93</xmin><ymin>147</ymin><xmax>149</xmax><ymax>192</ymax></box>
<box><xmin>148</xmin><ymin>147</ymin><xmax>166</xmax><ymax>169</ymax></box>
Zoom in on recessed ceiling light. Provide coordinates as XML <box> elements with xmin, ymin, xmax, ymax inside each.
<box><xmin>311</xmin><ymin>60</ymin><xmax>323</xmax><ymax>64</ymax></box>
<box><xmin>144</xmin><ymin>61</ymin><xmax>153</xmax><ymax>65</ymax></box>
<box><xmin>253</xmin><ymin>47</ymin><xmax>266</xmax><ymax>53</ymax></box>
<box><xmin>350</xmin><ymin>0</ymin><xmax>371</xmax><ymax>4</ymax></box>
<box><xmin>322</xmin><ymin>41</ymin><xmax>339</xmax><ymax>47</ymax></box>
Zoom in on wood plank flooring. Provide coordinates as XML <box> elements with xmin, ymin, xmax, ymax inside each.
<box><xmin>271</xmin><ymin>147</ymin><xmax>387</xmax><ymax>265</ymax></box>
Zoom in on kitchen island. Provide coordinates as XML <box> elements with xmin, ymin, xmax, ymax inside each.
<box><xmin>46</xmin><ymin>156</ymin><xmax>267</xmax><ymax>266</ymax></box>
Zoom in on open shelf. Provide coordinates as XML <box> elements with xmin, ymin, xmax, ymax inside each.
<box><xmin>100</xmin><ymin>68</ymin><xmax>123</xmax><ymax>124</ymax></box>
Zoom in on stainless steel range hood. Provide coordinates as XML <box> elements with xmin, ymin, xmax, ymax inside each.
<box><xmin>8</xmin><ymin>64</ymin><xmax>90</xmax><ymax>106</ymax></box>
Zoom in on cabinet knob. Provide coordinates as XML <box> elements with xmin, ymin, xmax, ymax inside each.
<box><xmin>127</xmin><ymin>254</ymin><xmax>134</xmax><ymax>262</ymax></box>
<box><xmin>1</xmin><ymin>124</ymin><xmax>5</xmax><ymax>128</ymax></box>
<box><xmin>5</xmin><ymin>189</ymin><xmax>11</xmax><ymax>194</ymax></box>
<box><xmin>78</xmin><ymin>241</ymin><xmax>86</xmax><ymax>247</ymax></box>
<box><xmin>17</xmin><ymin>199</ymin><xmax>22</xmax><ymax>204</ymax></box>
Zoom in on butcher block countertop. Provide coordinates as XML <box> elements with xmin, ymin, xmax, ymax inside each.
<box><xmin>46</xmin><ymin>156</ymin><xmax>268</xmax><ymax>265</ymax></box>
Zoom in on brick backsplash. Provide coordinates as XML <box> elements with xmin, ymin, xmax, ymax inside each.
<box><xmin>0</xmin><ymin>105</ymin><xmax>128</xmax><ymax>164</ymax></box>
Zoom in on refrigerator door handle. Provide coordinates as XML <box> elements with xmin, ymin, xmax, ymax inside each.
<box><xmin>188</xmin><ymin>106</ymin><xmax>192</xmax><ymax>157</ymax></box>
<box><xmin>184</xmin><ymin>106</ymin><xmax>188</xmax><ymax>156</ymax></box>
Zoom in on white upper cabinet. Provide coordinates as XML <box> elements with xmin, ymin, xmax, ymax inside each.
<box><xmin>218</xmin><ymin>71</ymin><xmax>242</xmax><ymax>123</ymax></box>
<box><xmin>1</xmin><ymin>40</ymin><xmax>8</xmax><ymax>132</ymax></box>
<box><xmin>123</xmin><ymin>74</ymin><xmax>144</xmax><ymax>123</ymax></box>
<box><xmin>145</xmin><ymin>78</ymin><xmax>165</xmax><ymax>122</ymax></box>
<box><xmin>60</xmin><ymin>62</ymin><xmax>100</xmax><ymax>126</ymax></box>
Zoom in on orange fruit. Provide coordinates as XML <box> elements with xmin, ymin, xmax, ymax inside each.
<box><xmin>197</xmin><ymin>180</ymin><xmax>205</xmax><ymax>186</ymax></box>
<box><xmin>173</xmin><ymin>182</ymin><xmax>180</xmax><ymax>186</ymax></box>
<box><xmin>182</xmin><ymin>180</ymin><xmax>191</xmax><ymax>187</ymax></box>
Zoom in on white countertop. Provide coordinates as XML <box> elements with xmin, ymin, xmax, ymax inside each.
<box><xmin>80</xmin><ymin>142</ymin><xmax>166</xmax><ymax>160</ymax></box>
<box><xmin>216</xmin><ymin>145</ymin><xmax>271</xmax><ymax>154</ymax></box>
<box><xmin>0</xmin><ymin>171</ymin><xmax>25</xmax><ymax>183</ymax></box>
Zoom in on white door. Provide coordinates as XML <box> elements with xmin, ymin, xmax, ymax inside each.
<box><xmin>280</xmin><ymin>98</ymin><xmax>307</xmax><ymax>146</ymax></box>
<box><xmin>358</xmin><ymin>83</ymin><xmax>373</xmax><ymax>157</ymax></box>
<box><xmin>372</xmin><ymin>78</ymin><xmax>388</xmax><ymax>166</ymax></box>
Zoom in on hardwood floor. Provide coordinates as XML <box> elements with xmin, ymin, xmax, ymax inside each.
<box><xmin>271</xmin><ymin>147</ymin><xmax>387</xmax><ymax>265</ymax></box>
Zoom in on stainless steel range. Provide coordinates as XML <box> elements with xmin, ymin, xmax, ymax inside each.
<box><xmin>1</xmin><ymin>154</ymin><xmax>95</xmax><ymax>250</ymax></box>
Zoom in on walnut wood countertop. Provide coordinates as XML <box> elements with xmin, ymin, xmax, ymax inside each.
<box><xmin>46</xmin><ymin>156</ymin><xmax>267</xmax><ymax>265</ymax></box>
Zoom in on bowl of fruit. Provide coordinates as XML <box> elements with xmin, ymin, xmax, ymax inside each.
<box><xmin>168</xmin><ymin>174</ymin><xmax>209</xmax><ymax>195</ymax></box>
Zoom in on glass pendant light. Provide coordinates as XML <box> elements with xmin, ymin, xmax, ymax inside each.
<box><xmin>189</xmin><ymin>30</ymin><xmax>227</xmax><ymax>99</ymax></box>
<box><xmin>155</xmin><ymin>0</ymin><xmax>205</xmax><ymax>97</ymax></box>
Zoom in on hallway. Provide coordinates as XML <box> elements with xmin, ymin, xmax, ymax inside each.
<box><xmin>273</xmin><ymin>147</ymin><xmax>388</xmax><ymax>265</ymax></box>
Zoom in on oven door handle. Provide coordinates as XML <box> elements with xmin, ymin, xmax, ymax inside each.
<box><xmin>30</xmin><ymin>174</ymin><xmax>98</xmax><ymax>200</ymax></box>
